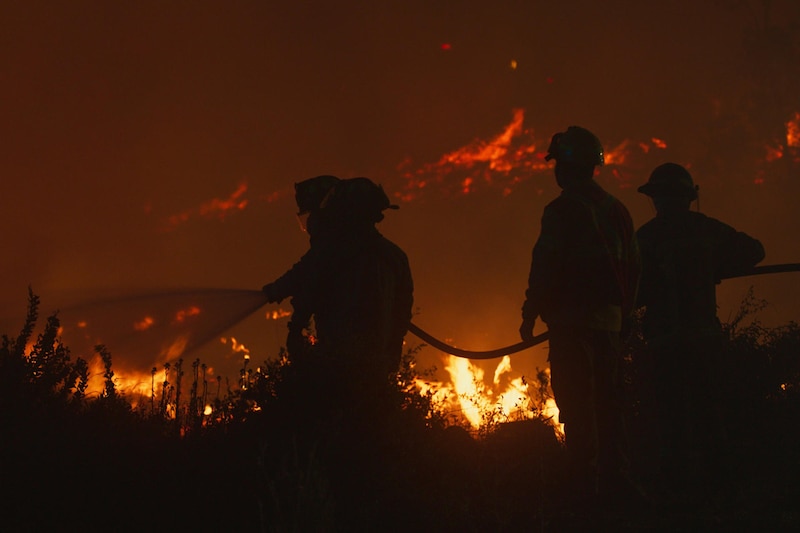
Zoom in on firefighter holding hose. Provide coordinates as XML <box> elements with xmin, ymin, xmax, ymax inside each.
<box><xmin>263</xmin><ymin>175</ymin><xmax>413</xmax><ymax>418</ymax></box>
<box><xmin>519</xmin><ymin>126</ymin><xmax>641</xmax><ymax>502</ymax></box>
<box><xmin>262</xmin><ymin>174</ymin><xmax>341</xmax><ymax>356</ymax></box>
<box><xmin>635</xmin><ymin>162</ymin><xmax>765</xmax><ymax>496</ymax></box>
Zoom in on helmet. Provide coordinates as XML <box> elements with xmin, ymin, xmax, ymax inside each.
<box><xmin>638</xmin><ymin>163</ymin><xmax>698</xmax><ymax>200</ymax></box>
<box><xmin>545</xmin><ymin>126</ymin><xmax>605</xmax><ymax>167</ymax></box>
<box><xmin>294</xmin><ymin>175</ymin><xmax>340</xmax><ymax>215</ymax></box>
<box><xmin>324</xmin><ymin>177</ymin><xmax>398</xmax><ymax>224</ymax></box>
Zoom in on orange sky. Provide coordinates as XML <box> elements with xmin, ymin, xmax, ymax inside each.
<box><xmin>2</xmin><ymin>1</ymin><xmax>799</xmax><ymax>383</ymax></box>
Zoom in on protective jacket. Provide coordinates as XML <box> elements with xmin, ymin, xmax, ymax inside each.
<box><xmin>522</xmin><ymin>179</ymin><xmax>640</xmax><ymax>332</ymax></box>
<box><xmin>311</xmin><ymin>227</ymin><xmax>413</xmax><ymax>377</ymax></box>
<box><xmin>636</xmin><ymin>210</ymin><xmax>765</xmax><ymax>344</ymax></box>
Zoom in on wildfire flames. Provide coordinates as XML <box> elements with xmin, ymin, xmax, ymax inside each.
<box><xmin>416</xmin><ymin>353</ymin><xmax>563</xmax><ymax>435</ymax></box>
<box><xmin>393</xmin><ymin>108</ymin><xmax>671</xmax><ymax>200</ymax></box>
<box><xmin>68</xmin><ymin>295</ymin><xmax>562</xmax><ymax>432</ymax></box>
<box><xmin>50</xmin><ymin>106</ymin><xmax>800</xmax><ymax>433</ymax></box>
<box><xmin>155</xmin><ymin>107</ymin><xmax>799</xmax><ymax>223</ymax></box>
<box><xmin>164</xmin><ymin>182</ymin><xmax>250</xmax><ymax>229</ymax></box>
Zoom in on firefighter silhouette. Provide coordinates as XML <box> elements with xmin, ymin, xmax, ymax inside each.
<box><xmin>636</xmin><ymin>162</ymin><xmax>765</xmax><ymax>495</ymax></box>
<box><xmin>519</xmin><ymin>126</ymin><xmax>641</xmax><ymax>501</ymax></box>
<box><xmin>262</xmin><ymin>174</ymin><xmax>341</xmax><ymax>356</ymax></box>
<box><xmin>263</xmin><ymin>176</ymin><xmax>413</xmax><ymax>422</ymax></box>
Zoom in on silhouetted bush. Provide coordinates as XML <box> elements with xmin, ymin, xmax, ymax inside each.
<box><xmin>2</xmin><ymin>289</ymin><xmax>799</xmax><ymax>531</ymax></box>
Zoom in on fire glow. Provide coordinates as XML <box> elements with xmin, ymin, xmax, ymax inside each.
<box><xmin>165</xmin><ymin>182</ymin><xmax>249</xmax><ymax>229</ymax></box>
<box><xmin>417</xmin><ymin>354</ymin><xmax>563</xmax><ymax>435</ymax></box>
<box><xmin>787</xmin><ymin>111</ymin><xmax>800</xmax><ymax>149</ymax></box>
<box><xmin>394</xmin><ymin>108</ymin><xmax>670</xmax><ymax>201</ymax></box>
<box><xmin>73</xmin><ymin>301</ymin><xmax>562</xmax><ymax>433</ymax></box>
<box><xmin>65</xmin><ymin>106</ymin><xmax>800</xmax><ymax>434</ymax></box>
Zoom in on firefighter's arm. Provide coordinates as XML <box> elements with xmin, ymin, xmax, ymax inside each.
<box><xmin>520</xmin><ymin>206</ymin><xmax>560</xmax><ymax>341</ymax></box>
<box><xmin>713</xmin><ymin>220</ymin><xmax>766</xmax><ymax>279</ymax></box>
<box><xmin>263</xmin><ymin>247</ymin><xmax>325</xmax><ymax>303</ymax></box>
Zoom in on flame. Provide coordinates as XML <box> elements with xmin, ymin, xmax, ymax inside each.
<box><xmin>604</xmin><ymin>139</ymin><xmax>634</xmax><ymax>166</ymax></box>
<box><xmin>165</xmin><ymin>182</ymin><xmax>249</xmax><ymax>229</ymax></box>
<box><xmin>265</xmin><ymin>308</ymin><xmax>291</xmax><ymax>320</ymax></box>
<box><xmin>786</xmin><ymin>111</ymin><xmax>800</xmax><ymax>149</ymax></box>
<box><xmin>173</xmin><ymin>305</ymin><xmax>201</xmax><ymax>323</ymax></box>
<box><xmin>133</xmin><ymin>316</ymin><xmax>155</xmax><ymax>331</ymax></box>
<box><xmin>199</xmin><ymin>182</ymin><xmax>249</xmax><ymax>217</ymax></box>
<box><xmin>417</xmin><ymin>353</ymin><xmax>563</xmax><ymax>435</ymax></box>
<box><xmin>221</xmin><ymin>336</ymin><xmax>250</xmax><ymax>356</ymax></box>
<box><xmin>396</xmin><ymin>109</ymin><xmax>669</xmax><ymax>201</ymax></box>
<box><xmin>396</xmin><ymin>108</ymin><xmax>549</xmax><ymax>201</ymax></box>
<box><xmin>445</xmin><ymin>356</ymin><xmax>487</xmax><ymax>428</ymax></box>
<box><xmin>651</xmin><ymin>137</ymin><xmax>668</xmax><ymax>149</ymax></box>
<box><xmin>82</xmin><ymin>356</ymin><xmax>155</xmax><ymax>404</ymax></box>
<box><xmin>762</xmin><ymin>111</ymin><xmax>800</xmax><ymax>164</ymax></box>
<box><xmin>765</xmin><ymin>143</ymin><xmax>784</xmax><ymax>162</ymax></box>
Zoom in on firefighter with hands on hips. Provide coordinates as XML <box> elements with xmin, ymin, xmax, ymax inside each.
<box><xmin>635</xmin><ymin>162</ymin><xmax>765</xmax><ymax>494</ymax></box>
<box><xmin>519</xmin><ymin>126</ymin><xmax>641</xmax><ymax>501</ymax></box>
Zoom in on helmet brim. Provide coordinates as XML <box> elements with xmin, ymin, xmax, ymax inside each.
<box><xmin>637</xmin><ymin>182</ymin><xmax>698</xmax><ymax>200</ymax></box>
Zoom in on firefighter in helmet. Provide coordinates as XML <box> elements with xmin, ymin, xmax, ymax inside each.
<box><xmin>306</xmin><ymin>177</ymin><xmax>412</xmax><ymax>382</ymax></box>
<box><xmin>636</xmin><ymin>162</ymin><xmax>765</xmax><ymax>493</ymax></box>
<box><xmin>262</xmin><ymin>176</ymin><xmax>413</xmax><ymax>524</ymax></box>
<box><xmin>264</xmin><ymin>175</ymin><xmax>412</xmax><ymax>401</ymax></box>
<box><xmin>262</xmin><ymin>174</ymin><xmax>341</xmax><ymax>356</ymax></box>
<box><xmin>519</xmin><ymin>126</ymin><xmax>641</xmax><ymax>500</ymax></box>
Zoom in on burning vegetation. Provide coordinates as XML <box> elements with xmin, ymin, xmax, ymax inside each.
<box><xmin>3</xmin><ymin>288</ymin><xmax>800</xmax><ymax>530</ymax></box>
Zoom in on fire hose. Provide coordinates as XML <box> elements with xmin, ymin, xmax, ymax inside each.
<box><xmin>408</xmin><ymin>263</ymin><xmax>800</xmax><ymax>360</ymax></box>
<box><xmin>43</xmin><ymin>263</ymin><xmax>800</xmax><ymax>363</ymax></box>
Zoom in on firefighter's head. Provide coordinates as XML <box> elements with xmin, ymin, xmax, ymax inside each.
<box><xmin>324</xmin><ymin>177</ymin><xmax>398</xmax><ymax>228</ymax></box>
<box><xmin>638</xmin><ymin>163</ymin><xmax>698</xmax><ymax>214</ymax></box>
<box><xmin>638</xmin><ymin>163</ymin><xmax>697</xmax><ymax>199</ymax></box>
<box><xmin>294</xmin><ymin>175</ymin><xmax>341</xmax><ymax>215</ymax></box>
<box><xmin>546</xmin><ymin>126</ymin><xmax>604</xmax><ymax>186</ymax></box>
<box><xmin>294</xmin><ymin>175</ymin><xmax>340</xmax><ymax>234</ymax></box>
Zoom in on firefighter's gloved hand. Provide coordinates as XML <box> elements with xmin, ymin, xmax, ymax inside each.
<box><xmin>519</xmin><ymin>317</ymin><xmax>537</xmax><ymax>343</ymax></box>
<box><xmin>262</xmin><ymin>283</ymin><xmax>281</xmax><ymax>303</ymax></box>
